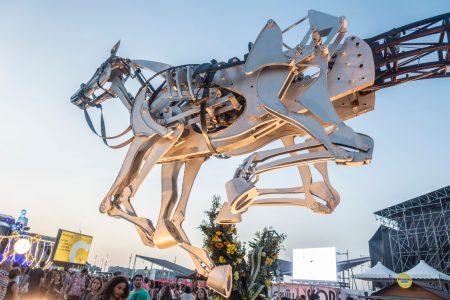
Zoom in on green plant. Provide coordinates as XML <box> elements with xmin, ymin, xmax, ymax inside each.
<box><xmin>199</xmin><ymin>195</ymin><xmax>286</xmax><ymax>300</ymax></box>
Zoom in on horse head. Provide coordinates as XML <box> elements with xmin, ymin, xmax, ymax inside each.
<box><xmin>70</xmin><ymin>41</ymin><xmax>131</xmax><ymax>109</ymax></box>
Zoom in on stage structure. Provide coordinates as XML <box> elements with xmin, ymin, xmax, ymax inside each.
<box><xmin>0</xmin><ymin>233</ymin><xmax>55</xmax><ymax>268</ymax></box>
<box><xmin>71</xmin><ymin>10</ymin><xmax>449</xmax><ymax>297</ymax></box>
<box><xmin>370</xmin><ymin>186</ymin><xmax>450</xmax><ymax>275</ymax></box>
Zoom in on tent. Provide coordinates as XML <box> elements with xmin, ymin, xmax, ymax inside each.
<box><xmin>405</xmin><ymin>260</ymin><xmax>450</xmax><ymax>281</ymax></box>
<box><xmin>353</xmin><ymin>261</ymin><xmax>397</xmax><ymax>280</ymax></box>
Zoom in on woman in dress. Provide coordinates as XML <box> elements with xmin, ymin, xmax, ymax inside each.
<box><xmin>41</xmin><ymin>270</ymin><xmax>55</xmax><ymax>297</ymax></box>
<box><xmin>44</xmin><ymin>271</ymin><xmax>64</xmax><ymax>300</ymax></box>
<box><xmin>5</xmin><ymin>268</ymin><xmax>21</xmax><ymax>300</ymax></box>
<box><xmin>80</xmin><ymin>276</ymin><xmax>103</xmax><ymax>300</ymax></box>
<box><xmin>97</xmin><ymin>276</ymin><xmax>129</xmax><ymax>300</ymax></box>
<box><xmin>51</xmin><ymin>271</ymin><xmax>64</xmax><ymax>300</ymax></box>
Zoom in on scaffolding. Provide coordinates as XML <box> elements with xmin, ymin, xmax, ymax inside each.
<box><xmin>373</xmin><ymin>186</ymin><xmax>450</xmax><ymax>274</ymax></box>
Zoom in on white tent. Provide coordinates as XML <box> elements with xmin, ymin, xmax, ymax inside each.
<box><xmin>405</xmin><ymin>260</ymin><xmax>450</xmax><ymax>281</ymax></box>
<box><xmin>353</xmin><ymin>261</ymin><xmax>397</xmax><ymax>280</ymax></box>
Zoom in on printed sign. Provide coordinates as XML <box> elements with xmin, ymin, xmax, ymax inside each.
<box><xmin>52</xmin><ymin>229</ymin><xmax>93</xmax><ymax>264</ymax></box>
<box><xmin>397</xmin><ymin>273</ymin><xmax>412</xmax><ymax>289</ymax></box>
<box><xmin>271</xmin><ymin>283</ymin><xmax>339</xmax><ymax>300</ymax></box>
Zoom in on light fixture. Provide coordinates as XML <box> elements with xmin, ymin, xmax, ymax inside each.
<box><xmin>14</xmin><ymin>238</ymin><xmax>31</xmax><ymax>254</ymax></box>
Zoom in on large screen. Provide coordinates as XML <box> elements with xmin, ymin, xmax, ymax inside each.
<box><xmin>292</xmin><ymin>247</ymin><xmax>337</xmax><ymax>281</ymax></box>
<box><xmin>52</xmin><ymin>229</ymin><xmax>93</xmax><ymax>265</ymax></box>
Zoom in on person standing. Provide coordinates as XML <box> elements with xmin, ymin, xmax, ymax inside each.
<box><xmin>0</xmin><ymin>261</ymin><xmax>12</xmax><ymax>300</ymax></box>
<box><xmin>159</xmin><ymin>285</ymin><xmax>173</xmax><ymax>300</ymax></box>
<box><xmin>28</xmin><ymin>262</ymin><xmax>45</xmax><ymax>299</ymax></box>
<box><xmin>65</xmin><ymin>269</ymin><xmax>88</xmax><ymax>300</ymax></box>
<box><xmin>4</xmin><ymin>268</ymin><xmax>20</xmax><ymax>300</ymax></box>
<box><xmin>179</xmin><ymin>286</ymin><xmax>193</xmax><ymax>300</ymax></box>
<box><xmin>80</xmin><ymin>277</ymin><xmax>103</xmax><ymax>300</ymax></box>
<box><xmin>194</xmin><ymin>288</ymin><xmax>207</xmax><ymax>300</ymax></box>
<box><xmin>42</xmin><ymin>270</ymin><xmax>55</xmax><ymax>297</ymax></box>
<box><xmin>47</xmin><ymin>271</ymin><xmax>64</xmax><ymax>300</ymax></box>
<box><xmin>141</xmin><ymin>278</ymin><xmax>150</xmax><ymax>292</ymax></box>
<box><xmin>128</xmin><ymin>275</ymin><xmax>149</xmax><ymax>300</ymax></box>
<box><xmin>97</xmin><ymin>276</ymin><xmax>129</xmax><ymax>300</ymax></box>
<box><xmin>18</xmin><ymin>267</ymin><xmax>30</xmax><ymax>297</ymax></box>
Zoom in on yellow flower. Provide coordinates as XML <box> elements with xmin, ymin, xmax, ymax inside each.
<box><xmin>265</xmin><ymin>279</ymin><xmax>271</xmax><ymax>287</ymax></box>
<box><xmin>212</xmin><ymin>235</ymin><xmax>221</xmax><ymax>242</ymax></box>
<box><xmin>215</xmin><ymin>231</ymin><xmax>222</xmax><ymax>236</ymax></box>
<box><xmin>219</xmin><ymin>256</ymin><xmax>226</xmax><ymax>263</ymax></box>
<box><xmin>225</xmin><ymin>243</ymin><xmax>237</xmax><ymax>255</ymax></box>
<box><xmin>236</xmin><ymin>258</ymin><xmax>242</xmax><ymax>264</ymax></box>
<box><xmin>265</xmin><ymin>257</ymin><xmax>273</xmax><ymax>266</ymax></box>
<box><xmin>207</xmin><ymin>247</ymin><xmax>212</xmax><ymax>252</ymax></box>
<box><xmin>233</xmin><ymin>271</ymin><xmax>239</xmax><ymax>281</ymax></box>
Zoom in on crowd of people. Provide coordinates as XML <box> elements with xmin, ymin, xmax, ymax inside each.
<box><xmin>0</xmin><ymin>261</ymin><xmax>213</xmax><ymax>300</ymax></box>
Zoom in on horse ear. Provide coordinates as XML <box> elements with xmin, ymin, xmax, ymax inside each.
<box><xmin>111</xmin><ymin>40</ymin><xmax>120</xmax><ymax>56</ymax></box>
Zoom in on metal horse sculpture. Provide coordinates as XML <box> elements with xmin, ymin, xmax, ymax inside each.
<box><xmin>71</xmin><ymin>10</ymin><xmax>449</xmax><ymax>296</ymax></box>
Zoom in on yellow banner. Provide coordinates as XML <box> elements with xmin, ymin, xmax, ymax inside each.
<box><xmin>53</xmin><ymin>230</ymin><xmax>93</xmax><ymax>264</ymax></box>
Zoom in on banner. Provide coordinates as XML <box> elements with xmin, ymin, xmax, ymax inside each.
<box><xmin>270</xmin><ymin>283</ymin><xmax>340</xmax><ymax>300</ymax></box>
<box><xmin>52</xmin><ymin>229</ymin><xmax>93</xmax><ymax>265</ymax></box>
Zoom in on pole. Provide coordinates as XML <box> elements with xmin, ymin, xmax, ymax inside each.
<box><xmin>104</xmin><ymin>254</ymin><xmax>109</xmax><ymax>273</ymax></box>
<box><xmin>128</xmin><ymin>253</ymin><xmax>132</xmax><ymax>278</ymax></box>
<box><xmin>132</xmin><ymin>255</ymin><xmax>137</xmax><ymax>278</ymax></box>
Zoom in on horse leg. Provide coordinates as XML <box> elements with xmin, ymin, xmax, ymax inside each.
<box><xmin>106</xmin><ymin>123</ymin><xmax>184</xmax><ymax>246</ymax></box>
<box><xmin>98</xmin><ymin>135</ymin><xmax>157</xmax><ymax>245</ymax></box>
<box><xmin>99</xmin><ymin>135</ymin><xmax>155</xmax><ymax>213</ymax></box>
<box><xmin>229</xmin><ymin>137</ymin><xmax>346</xmax><ymax>214</ymax></box>
<box><xmin>309</xmin><ymin>146</ymin><xmax>341</xmax><ymax>212</ymax></box>
<box><xmin>149</xmin><ymin>156</ymin><xmax>232</xmax><ymax>297</ymax></box>
<box><xmin>280</xmin><ymin>136</ymin><xmax>339</xmax><ymax>213</ymax></box>
<box><xmin>280</xmin><ymin>136</ymin><xmax>318</xmax><ymax>209</ymax></box>
<box><xmin>180</xmin><ymin>243</ymin><xmax>232</xmax><ymax>298</ymax></box>
<box><xmin>225</xmin><ymin>139</ymin><xmax>338</xmax><ymax>214</ymax></box>
<box><xmin>170</xmin><ymin>157</ymin><xmax>206</xmax><ymax>243</ymax></box>
<box><xmin>152</xmin><ymin>161</ymin><xmax>183</xmax><ymax>249</ymax></box>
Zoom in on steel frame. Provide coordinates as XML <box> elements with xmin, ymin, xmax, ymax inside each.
<box><xmin>374</xmin><ymin>186</ymin><xmax>450</xmax><ymax>274</ymax></box>
<box><xmin>364</xmin><ymin>12</ymin><xmax>450</xmax><ymax>90</ymax></box>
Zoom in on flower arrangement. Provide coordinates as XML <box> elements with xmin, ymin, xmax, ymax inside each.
<box><xmin>199</xmin><ymin>195</ymin><xmax>286</xmax><ymax>299</ymax></box>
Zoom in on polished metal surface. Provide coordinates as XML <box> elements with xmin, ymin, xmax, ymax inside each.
<box><xmin>71</xmin><ymin>10</ymin><xmax>378</xmax><ymax>297</ymax></box>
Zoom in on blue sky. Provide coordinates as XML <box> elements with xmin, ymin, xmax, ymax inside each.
<box><xmin>1</xmin><ymin>0</ymin><xmax>449</xmax><ymax>270</ymax></box>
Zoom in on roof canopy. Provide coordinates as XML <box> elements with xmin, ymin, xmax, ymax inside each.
<box><xmin>135</xmin><ymin>255</ymin><xmax>195</xmax><ymax>276</ymax></box>
<box><xmin>353</xmin><ymin>261</ymin><xmax>397</xmax><ymax>280</ymax></box>
<box><xmin>405</xmin><ymin>260</ymin><xmax>450</xmax><ymax>281</ymax></box>
<box><xmin>374</xmin><ymin>185</ymin><xmax>450</xmax><ymax>220</ymax></box>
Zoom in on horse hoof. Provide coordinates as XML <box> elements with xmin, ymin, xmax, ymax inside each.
<box><xmin>207</xmin><ymin>265</ymin><xmax>232</xmax><ymax>298</ymax></box>
<box><xmin>226</xmin><ymin>178</ymin><xmax>258</xmax><ymax>214</ymax></box>
<box><xmin>99</xmin><ymin>199</ymin><xmax>111</xmax><ymax>213</ymax></box>
<box><xmin>154</xmin><ymin>219</ymin><xmax>181</xmax><ymax>249</ymax></box>
<box><xmin>216</xmin><ymin>202</ymin><xmax>242</xmax><ymax>224</ymax></box>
